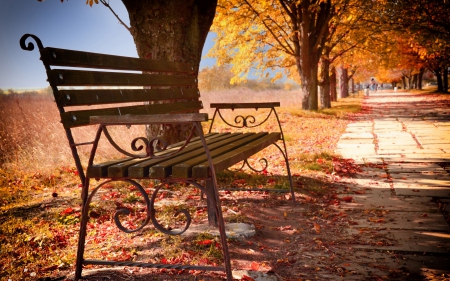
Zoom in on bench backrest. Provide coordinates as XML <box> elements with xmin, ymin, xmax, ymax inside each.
<box><xmin>20</xmin><ymin>34</ymin><xmax>202</xmax><ymax>129</ymax></box>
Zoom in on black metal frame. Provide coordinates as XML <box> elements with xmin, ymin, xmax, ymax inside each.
<box><xmin>20</xmin><ymin>34</ymin><xmax>233</xmax><ymax>281</ymax></box>
<box><xmin>208</xmin><ymin>104</ymin><xmax>295</xmax><ymax>202</ymax></box>
<box><xmin>75</xmin><ymin>122</ymin><xmax>232</xmax><ymax>280</ymax></box>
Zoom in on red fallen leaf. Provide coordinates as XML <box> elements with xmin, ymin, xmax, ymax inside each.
<box><xmin>241</xmin><ymin>275</ymin><xmax>255</xmax><ymax>281</ymax></box>
<box><xmin>197</xmin><ymin>239</ymin><xmax>214</xmax><ymax>245</ymax></box>
<box><xmin>250</xmin><ymin>261</ymin><xmax>260</xmax><ymax>271</ymax></box>
<box><xmin>317</xmin><ymin>158</ymin><xmax>324</xmax><ymax>164</ymax></box>
<box><xmin>341</xmin><ymin>196</ymin><xmax>353</xmax><ymax>202</ymax></box>
<box><xmin>61</xmin><ymin>207</ymin><xmax>73</xmax><ymax>215</ymax></box>
<box><xmin>329</xmin><ymin>199</ymin><xmax>340</xmax><ymax>205</ymax></box>
<box><xmin>422</xmin><ymin>214</ymin><xmax>428</xmax><ymax>217</ymax></box>
<box><xmin>354</xmin><ymin>190</ymin><xmax>366</xmax><ymax>194</ymax></box>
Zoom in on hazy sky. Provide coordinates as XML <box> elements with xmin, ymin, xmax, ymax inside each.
<box><xmin>0</xmin><ymin>0</ymin><xmax>216</xmax><ymax>89</ymax></box>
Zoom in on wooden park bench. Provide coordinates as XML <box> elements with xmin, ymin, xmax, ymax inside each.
<box><xmin>20</xmin><ymin>34</ymin><xmax>294</xmax><ymax>281</ymax></box>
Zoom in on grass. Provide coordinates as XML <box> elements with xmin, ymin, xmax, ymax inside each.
<box><xmin>0</xmin><ymin>88</ymin><xmax>363</xmax><ymax>280</ymax></box>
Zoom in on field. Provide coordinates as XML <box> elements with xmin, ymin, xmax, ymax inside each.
<box><xmin>0</xmin><ymin>89</ymin><xmax>363</xmax><ymax>280</ymax></box>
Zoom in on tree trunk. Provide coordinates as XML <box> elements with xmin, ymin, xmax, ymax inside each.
<box><xmin>412</xmin><ymin>74</ymin><xmax>417</xmax><ymax>89</ymax></box>
<box><xmin>319</xmin><ymin>57</ymin><xmax>331</xmax><ymax>109</ymax></box>
<box><xmin>339</xmin><ymin>66</ymin><xmax>349</xmax><ymax>98</ymax></box>
<box><xmin>435</xmin><ymin>67</ymin><xmax>444</xmax><ymax>92</ymax></box>
<box><xmin>121</xmin><ymin>0</ymin><xmax>217</xmax><ymax>144</ymax></box>
<box><xmin>402</xmin><ymin>76</ymin><xmax>407</xmax><ymax>90</ymax></box>
<box><xmin>418</xmin><ymin>68</ymin><xmax>424</xmax><ymax>89</ymax></box>
<box><xmin>330</xmin><ymin>66</ymin><xmax>337</xmax><ymax>101</ymax></box>
<box><xmin>444</xmin><ymin>66</ymin><xmax>449</xmax><ymax>92</ymax></box>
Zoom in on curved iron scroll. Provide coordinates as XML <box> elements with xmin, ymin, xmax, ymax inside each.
<box><xmin>214</xmin><ymin>108</ymin><xmax>275</xmax><ymax>129</ymax></box>
<box><xmin>101</xmin><ymin>124</ymin><xmax>195</xmax><ymax>159</ymax></box>
<box><xmin>85</xmin><ymin>179</ymin><xmax>221</xmax><ymax>236</ymax></box>
<box><xmin>86</xmin><ymin>179</ymin><xmax>151</xmax><ymax>233</ymax></box>
<box><xmin>233</xmin><ymin>158</ymin><xmax>269</xmax><ymax>173</ymax></box>
<box><xmin>20</xmin><ymin>34</ymin><xmax>44</xmax><ymax>52</ymax></box>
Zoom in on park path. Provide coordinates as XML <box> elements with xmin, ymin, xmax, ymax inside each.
<box><xmin>334</xmin><ymin>90</ymin><xmax>450</xmax><ymax>279</ymax></box>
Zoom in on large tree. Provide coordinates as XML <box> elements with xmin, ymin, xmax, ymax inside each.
<box><xmin>209</xmin><ymin>0</ymin><xmax>333</xmax><ymax>110</ymax></box>
<box><xmin>50</xmin><ymin>0</ymin><xmax>218</xmax><ymax>144</ymax></box>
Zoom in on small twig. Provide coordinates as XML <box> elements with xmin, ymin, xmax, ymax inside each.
<box><xmin>99</xmin><ymin>0</ymin><xmax>131</xmax><ymax>33</ymax></box>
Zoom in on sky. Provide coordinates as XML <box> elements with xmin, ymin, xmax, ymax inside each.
<box><xmin>0</xmin><ymin>0</ymin><xmax>216</xmax><ymax>90</ymax></box>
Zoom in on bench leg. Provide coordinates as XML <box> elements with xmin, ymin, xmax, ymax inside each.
<box><xmin>206</xmin><ymin>179</ymin><xmax>218</xmax><ymax>227</ymax></box>
<box><xmin>74</xmin><ymin>181</ymin><xmax>90</xmax><ymax>281</ymax></box>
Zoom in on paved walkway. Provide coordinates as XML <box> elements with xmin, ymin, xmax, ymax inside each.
<box><xmin>335</xmin><ymin>91</ymin><xmax>450</xmax><ymax>279</ymax></box>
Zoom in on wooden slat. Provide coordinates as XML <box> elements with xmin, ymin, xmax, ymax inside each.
<box><xmin>90</xmin><ymin>113</ymin><xmax>208</xmax><ymax>125</ymax></box>
<box><xmin>106</xmin><ymin>134</ymin><xmax>218</xmax><ymax>178</ymax></box>
<box><xmin>127</xmin><ymin>133</ymin><xmax>232</xmax><ymax>178</ymax></box>
<box><xmin>41</xmin><ymin>47</ymin><xmax>197</xmax><ymax>73</ymax></box>
<box><xmin>87</xmin><ymin>157</ymin><xmax>134</xmax><ymax>178</ymax></box>
<box><xmin>192</xmin><ymin>133</ymin><xmax>281</xmax><ymax>179</ymax></box>
<box><xmin>148</xmin><ymin>133</ymin><xmax>253</xmax><ymax>178</ymax></box>
<box><xmin>171</xmin><ymin>133</ymin><xmax>269</xmax><ymax>178</ymax></box>
<box><xmin>210</xmin><ymin>102</ymin><xmax>280</xmax><ymax>109</ymax></box>
<box><xmin>56</xmin><ymin>88</ymin><xmax>200</xmax><ymax>107</ymax></box>
<box><xmin>47</xmin><ymin>70</ymin><xmax>197</xmax><ymax>87</ymax></box>
<box><xmin>61</xmin><ymin>101</ymin><xmax>203</xmax><ymax>128</ymax></box>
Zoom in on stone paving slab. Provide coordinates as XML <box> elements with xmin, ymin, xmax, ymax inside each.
<box><xmin>394</xmin><ymin>185</ymin><xmax>450</xmax><ymax>197</ymax></box>
<box><xmin>337</xmin><ymin>138</ymin><xmax>374</xmax><ymax>144</ymax></box>
<box><xmin>349</xmin><ymin>229</ymin><xmax>450</xmax><ymax>254</ymax></box>
<box><xmin>340</xmin><ymin>132</ymin><xmax>374</xmax><ymax>139</ymax></box>
<box><xmin>350</xmin><ymin>211</ymin><xmax>449</xmax><ymax>231</ymax></box>
<box><xmin>386</xmin><ymin>163</ymin><xmax>446</xmax><ymax>173</ymax></box>
<box><xmin>336</xmin><ymin>143</ymin><xmax>375</xmax><ymax>150</ymax></box>
<box><xmin>347</xmin><ymin>121</ymin><xmax>373</xmax><ymax>127</ymax></box>
<box><xmin>339</xmin><ymin>251</ymin><xmax>450</xmax><ymax>280</ymax></box>
<box><xmin>338</xmin><ymin>195</ymin><xmax>439</xmax><ymax>213</ymax></box>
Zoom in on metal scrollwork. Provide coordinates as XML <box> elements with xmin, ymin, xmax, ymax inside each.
<box><xmin>101</xmin><ymin>125</ymin><xmax>195</xmax><ymax>159</ymax></box>
<box><xmin>215</xmin><ymin>109</ymin><xmax>274</xmax><ymax>129</ymax></box>
<box><xmin>86</xmin><ymin>179</ymin><xmax>151</xmax><ymax>234</ymax></box>
<box><xmin>233</xmin><ymin>158</ymin><xmax>269</xmax><ymax>173</ymax></box>
<box><xmin>148</xmin><ymin>182</ymin><xmax>192</xmax><ymax>235</ymax></box>
<box><xmin>234</xmin><ymin>115</ymin><xmax>256</xmax><ymax>128</ymax></box>
<box><xmin>20</xmin><ymin>34</ymin><xmax>44</xmax><ymax>51</ymax></box>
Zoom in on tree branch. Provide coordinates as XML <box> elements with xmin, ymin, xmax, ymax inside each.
<box><xmin>100</xmin><ymin>0</ymin><xmax>131</xmax><ymax>33</ymax></box>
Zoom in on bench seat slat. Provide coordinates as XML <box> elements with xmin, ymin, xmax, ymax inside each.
<box><xmin>148</xmin><ymin>133</ymin><xmax>252</xmax><ymax>178</ymax></box>
<box><xmin>192</xmin><ymin>133</ymin><xmax>281</xmax><ymax>179</ymax></box>
<box><xmin>61</xmin><ymin>101</ymin><xmax>203</xmax><ymax>128</ymax></box>
<box><xmin>41</xmin><ymin>47</ymin><xmax>196</xmax><ymax>73</ymax></box>
<box><xmin>127</xmin><ymin>133</ymin><xmax>230</xmax><ymax>178</ymax></box>
<box><xmin>171</xmin><ymin>133</ymin><xmax>269</xmax><ymax>178</ymax></box>
<box><xmin>106</xmin><ymin>134</ymin><xmax>218</xmax><ymax>178</ymax></box>
<box><xmin>47</xmin><ymin>70</ymin><xmax>197</xmax><ymax>87</ymax></box>
<box><xmin>87</xmin><ymin>157</ymin><xmax>135</xmax><ymax>178</ymax></box>
<box><xmin>56</xmin><ymin>88</ymin><xmax>200</xmax><ymax>107</ymax></box>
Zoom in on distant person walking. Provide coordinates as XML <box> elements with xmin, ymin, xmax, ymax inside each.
<box><xmin>370</xmin><ymin>78</ymin><xmax>377</xmax><ymax>92</ymax></box>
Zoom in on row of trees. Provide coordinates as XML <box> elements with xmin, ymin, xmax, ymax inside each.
<box><xmin>207</xmin><ymin>0</ymin><xmax>450</xmax><ymax>110</ymax></box>
<box><xmin>45</xmin><ymin>0</ymin><xmax>449</xmax><ymax>143</ymax></box>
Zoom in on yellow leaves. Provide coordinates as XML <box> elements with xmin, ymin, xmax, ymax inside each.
<box><xmin>86</xmin><ymin>0</ymin><xmax>99</xmax><ymax>7</ymax></box>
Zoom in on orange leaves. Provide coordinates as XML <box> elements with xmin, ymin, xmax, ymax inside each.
<box><xmin>313</xmin><ymin>223</ymin><xmax>321</xmax><ymax>234</ymax></box>
<box><xmin>86</xmin><ymin>0</ymin><xmax>99</xmax><ymax>7</ymax></box>
<box><xmin>341</xmin><ymin>196</ymin><xmax>353</xmax><ymax>202</ymax></box>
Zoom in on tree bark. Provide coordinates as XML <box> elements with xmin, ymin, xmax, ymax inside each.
<box><xmin>121</xmin><ymin>0</ymin><xmax>217</xmax><ymax>144</ymax></box>
<box><xmin>444</xmin><ymin>66</ymin><xmax>449</xmax><ymax>92</ymax></box>
<box><xmin>319</xmin><ymin>57</ymin><xmax>331</xmax><ymax>109</ymax></box>
<box><xmin>330</xmin><ymin>66</ymin><xmax>337</xmax><ymax>101</ymax></box>
<box><xmin>339</xmin><ymin>66</ymin><xmax>349</xmax><ymax>98</ymax></box>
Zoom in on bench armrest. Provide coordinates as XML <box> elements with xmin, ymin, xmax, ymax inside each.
<box><xmin>210</xmin><ymin>102</ymin><xmax>280</xmax><ymax>110</ymax></box>
<box><xmin>90</xmin><ymin>113</ymin><xmax>208</xmax><ymax>125</ymax></box>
